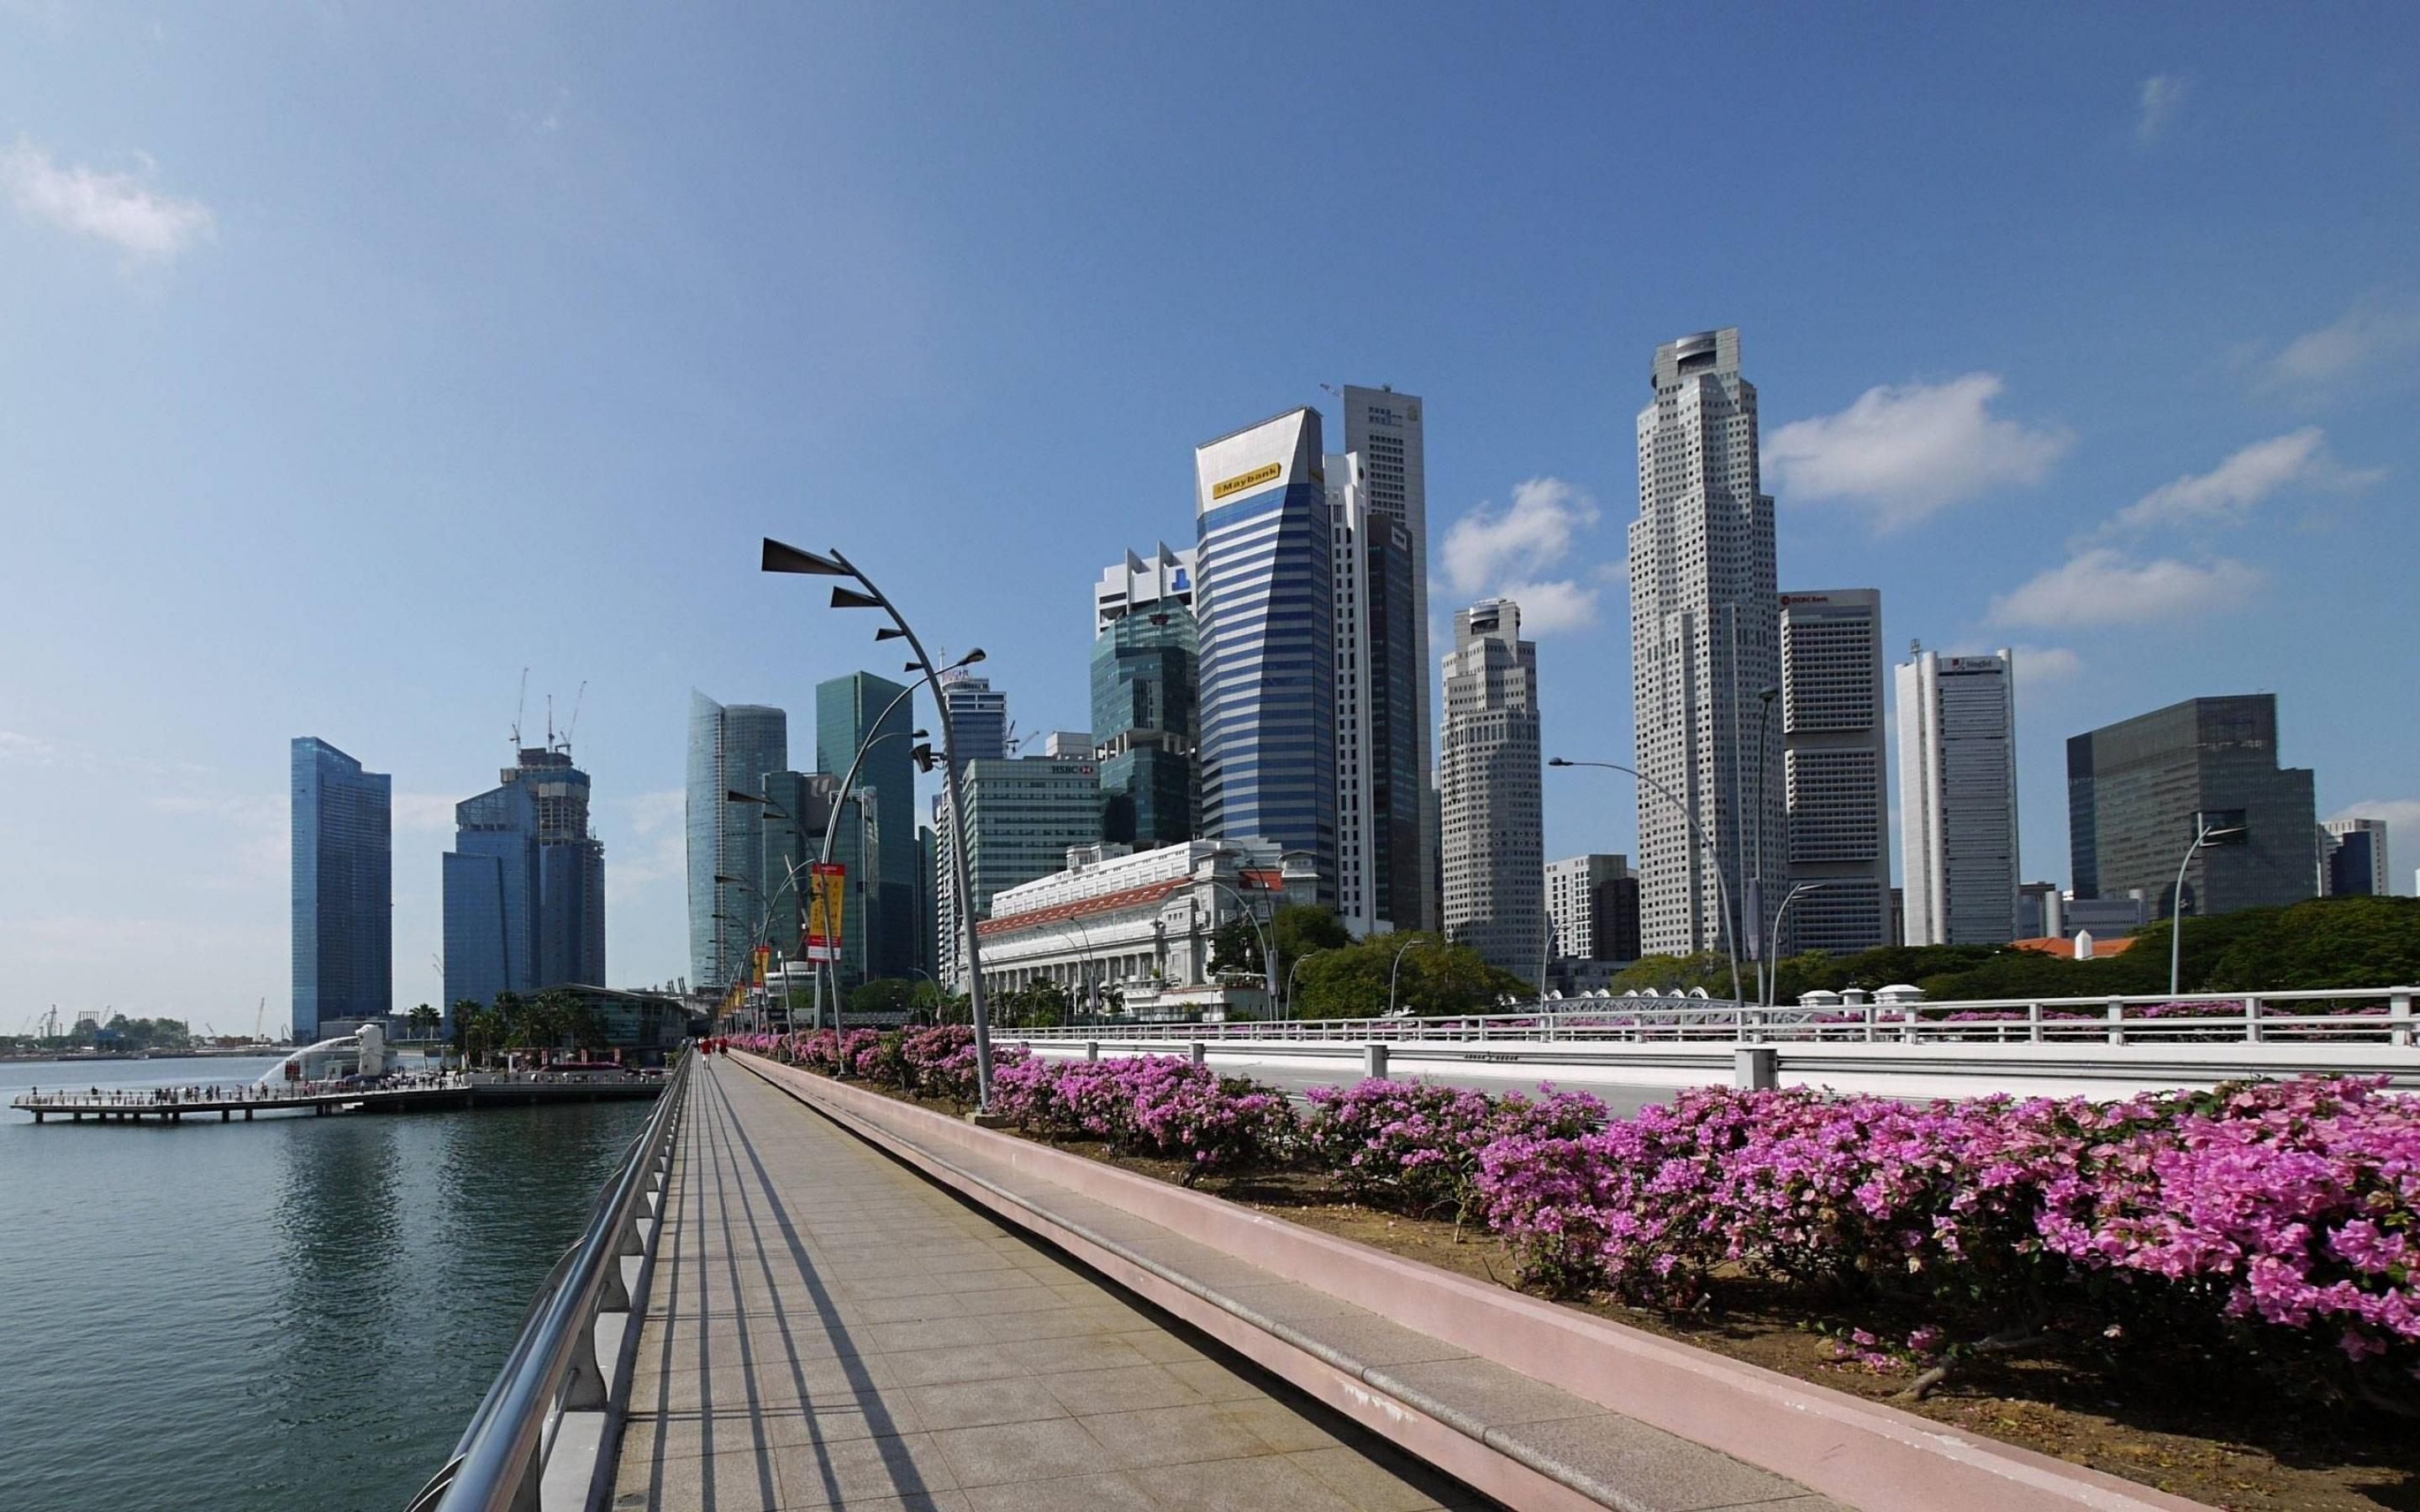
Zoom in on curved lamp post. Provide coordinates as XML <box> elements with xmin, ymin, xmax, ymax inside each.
<box><xmin>1548</xmin><ymin>758</ymin><xmax>1744</xmax><ymax>1007</ymax></box>
<box><xmin>1762</xmin><ymin>879</ymin><xmax>1829</xmax><ymax>1006</ymax></box>
<box><xmin>1386</xmin><ymin>935</ymin><xmax>1434</xmax><ymax>1017</ymax></box>
<box><xmin>761</xmin><ymin>538</ymin><xmax>1001</xmax><ymax>1108</ymax></box>
<box><xmin>2169</xmin><ymin>813</ymin><xmax>2246</xmax><ymax>995</ymax></box>
<box><xmin>1200</xmin><ymin>875</ymin><xmax>1279</xmax><ymax>1019</ymax></box>
<box><xmin>1285</xmin><ymin>948</ymin><xmax>1328</xmax><ymax>1015</ymax></box>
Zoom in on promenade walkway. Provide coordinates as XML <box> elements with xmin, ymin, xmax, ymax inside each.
<box><xmin>613</xmin><ymin>1059</ymin><xmax>1489</xmax><ymax>1510</ymax></box>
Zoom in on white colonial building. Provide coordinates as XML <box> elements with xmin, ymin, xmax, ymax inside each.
<box><xmin>976</xmin><ymin>839</ymin><xmax>1318</xmax><ymax>1021</ymax></box>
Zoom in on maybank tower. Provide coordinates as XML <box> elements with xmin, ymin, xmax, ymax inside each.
<box><xmin>1194</xmin><ymin>409</ymin><xmax>1338</xmax><ymax>904</ymax></box>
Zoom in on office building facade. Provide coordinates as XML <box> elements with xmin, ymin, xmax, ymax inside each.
<box><xmin>2068</xmin><ymin>695</ymin><xmax>2317</xmax><ymax>919</ymax></box>
<box><xmin>1092</xmin><ymin>545</ymin><xmax>1199</xmax><ymax>850</ymax></box>
<box><xmin>1776</xmin><ymin>590</ymin><xmax>1892</xmax><ymax>956</ymax></box>
<box><xmin>686</xmin><ymin>692</ymin><xmax>787</xmax><ymax>990</ymax></box>
<box><xmin>937</xmin><ymin>755</ymin><xmax>1102</xmax><ymax>985</ymax></box>
<box><xmin>1328</xmin><ymin>451</ymin><xmax>1424</xmax><ymax>935</ymax></box>
<box><xmin>1193</xmin><ymin>409</ymin><xmax>1337</xmax><ymax>902</ymax></box>
<box><xmin>2319</xmin><ymin>817</ymin><xmax>2391</xmax><ymax>898</ymax></box>
<box><xmin>1628</xmin><ymin>329</ymin><xmax>1783</xmax><ymax>958</ymax></box>
<box><xmin>1544</xmin><ymin>853</ymin><xmax>1640</xmax><ymax>963</ymax></box>
<box><xmin>937</xmin><ymin>674</ymin><xmax>1007</xmax><ymax>764</ymax></box>
<box><xmin>1897</xmin><ymin>649</ymin><xmax>2020</xmax><ymax>945</ymax></box>
<box><xmin>1441</xmin><ymin>599</ymin><xmax>1545</xmax><ymax>977</ymax></box>
<box><xmin>292</xmin><ymin>736</ymin><xmax>392</xmax><ymax>1040</ymax></box>
<box><xmin>1340</xmin><ymin>386</ymin><xmax>1438</xmax><ymax>929</ymax></box>
<box><xmin>443</xmin><ymin>747</ymin><xmax>606</xmax><ymax>1019</ymax></box>
<box><xmin>818</xmin><ymin>672</ymin><xmax>920</xmax><ymax>983</ymax></box>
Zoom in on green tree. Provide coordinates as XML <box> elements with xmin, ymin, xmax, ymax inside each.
<box><xmin>407</xmin><ymin>1003</ymin><xmax>441</xmax><ymax>1041</ymax></box>
<box><xmin>1209</xmin><ymin>904</ymin><xmax>1353</xmax><ymax>986</ymax></box>
<box><xmin>849</xmin><ymin>978</ymin><xmax>918</xmax><ymax>1020</ymax></box>
<box><xmin>1290</xmin><ymin>933</ymin><xmax>1530</xmax><ymax>1019</ymax></box>
<box><xmin>1001</xmin><ymin>979</ymin><xmax>1070</xmax><ymax>1028</ymax></box>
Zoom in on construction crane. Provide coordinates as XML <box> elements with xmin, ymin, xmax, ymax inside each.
<box><xmin>561</xmin><ymin>680</ymin><xmax>587</xmax><ymax>752</ymax></box>
<box><xmin>509</xmin><ymin>667</ymin><xmax>529</xmax><ymax>748</ymax></box>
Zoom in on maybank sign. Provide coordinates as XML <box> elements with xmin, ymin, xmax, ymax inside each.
<box><xmin>1211</xmin><ymin>463</ymin><xmax>1281</xmax><ymax>501</ymax></box>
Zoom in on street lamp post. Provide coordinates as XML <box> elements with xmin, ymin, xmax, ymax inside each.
<box><xmin>761</xmin><ymin>538</ymin><xmax>1001</xmax><ymax>1108</ymax></box>
<box><xmin>1201</xmin><ymin>876</ymin><xmax>1278</xmax><ymax>1019</ymax></box>
<box><xmin>781</xmin><ymin>702</ymin><xmax>934</xmax><ymax>1037</ymax></box>
<box><xmin>1763</xmin><ymin>880</ymin><xmax>1828</xmax><ymax>1006</ymax></box>
<box><xmin>1285</xmin><ymin>948</ymin><xmax>1327</xmax><ymax>1015</ymax></box>
<box><xmin>2169</xmin><ymin>813</ymin><xmax>2247</xmax><ymax>996</ymax></box>
<box><xmin>1549</xmin><ymin>758</ymin><xmax>1744</xmax><ymax>1006</ymax></box>
<box><xmin>1386</xmin><ymin>935</ymin><xmax>1432</xmax><ymax>1017</ymax></box>
<box><xmin>1751</xmin><ymin>685</ymin><xmax>1780</xmax><ymax>1006</ymax></box>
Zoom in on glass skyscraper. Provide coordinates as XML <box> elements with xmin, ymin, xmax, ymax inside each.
<box><xmin>1092</xmin><ymin>545</ymin><xmax>1199</xmax><ymax>850</ymax></box>
<box><xmin>291</xmin><ymin>736</ymin><xmax>392</xmax><ymax>1041</ymax></box>
<box><xmin>687</xmin><ymin>691</ymin><xmax>788</xmax><ymax>990</ymax></box>
<box><xmin>444</xmin><ymin>747</ymin><xmax>607</xmax><ymax>1021</ymax></box>
<box><xmin>1192</xmin><ymin>408</ymin><xmax>1337</xmax><ymax>903</ymax></box>
<box><xmin>818</xmin><ymin>672</ymin><xmax>918</xmax><ymax>984</ymax></box>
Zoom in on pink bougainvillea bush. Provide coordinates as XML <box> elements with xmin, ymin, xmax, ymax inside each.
<box><xmin>1475</xmin><ymin>1075</ymin><xmax>2420</xmax><ymax>1406</ymax></box>
<box><xmin>986</xmin><ymin>1053</ymin><xmax>1297</xmax><ymax>1184</ymax></box>
<box><xmin>1302</xmin><ymin>1078</ymin><xmax>1605</xmax><ymax>1222</ymax></box>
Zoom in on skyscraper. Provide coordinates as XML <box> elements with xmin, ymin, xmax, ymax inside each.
<box><xmin>1544</xmin><ymin>854</ymin><xmax>1639</xmax><ymax>963</ymax></box>
<box><xmin>1628</xmin><ymin>329</ymin><xmax>1782</xmax><ymax>960</ymax></box>
<box><xmin>292</xmin><ymin>736</ymin><xmax>392</xmax><ymax>1039</ymax></box>
<box><xmin>938</xmin><ymin>674</ymin><xmax>1007</xmax><ymax>764</ymax></box>
<box><xmin>686</xmin><ymin>691</ymin><xmax>787</xmax><ymax>990</ymax></box>
<box><xmin>1340</xmin><ymin>386</ymin><xmax>1438</xmax><ymax>929</ymax></box>
<box><xmin>1776</xmin><ymin>591</ymin><xmax>1892</xmax><ymax>955</ymax></box>
<box><xmin>1328</xmin><ymin>453</ymin><xmax>1423</xmax><ymax>935</ymax></box>
<box><xmin>1897</xmin><ymin>649</ymin><xmax>2020</xmax><ymax>945</ymax></box>
<box><xmin>1092</xmin><ymin>544</ymin><xmax>1199</xmax><ymax>850</ymax></box>
<box><xmin>2319</xmin><ymin>817</ymin><xmax>2391</xmax><ymax>897</ymax></box>
<box><xmin>444</xmin><ymin>746</ymin><xmax>607</xmax><ymax>1017</ymax></box>
<box><xmin>936</xmin><ymin>755</ymin><xmax>1100</xmax><ymax>985</ymax></box>
<box><xmin>759</xmin><ymin>769</ymin><xmax>840</xmax><ymax>969</ymax></box>
<box><xmin>2068</xmin><ymin>695</ymin><xmax>2317</xmax><ymax>919</ymax></box>
<box><xmin>1441</xmin><ymin>599</ymin><xmax>1544</xmax><ymax>977</ymax></box>
<box><xmin>1194</xmin><ymin>409</ymin><xmax>1337</xmax><ymax>903</ymax></box>
<box><xmin>818</xmin><ymin>672</ymin><xmax>920</xmax><ymax>984</ymax></box>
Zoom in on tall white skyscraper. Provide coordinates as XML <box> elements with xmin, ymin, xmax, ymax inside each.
<box><xmin>1628</xmin><ymin>329</ymin><xmax>1781</xmax><ymax>960</ymax></box>
<box><xmin>1328</xmin><ymin>452</ymin><xmax>1422</xmax><ymax>936</ymax></box>
<box><xmin>1341</xmin><ymin>386</ymin><xmax>1436</xmax><ymax>929</ymax></box>
<box><xmin>1441</xmin><ymin>599</ymin><xmax>1544</xmax><ymax>978</ymax></box>
<box><xmin>1777</xmin><ymin>590</ymin><xmax>1892</xmax><ymax>955</ymax></box>
<box><xmin>1897</xmin><ymin>648</ymin><xmax>2021</xmax><ymax>945</ymax></box>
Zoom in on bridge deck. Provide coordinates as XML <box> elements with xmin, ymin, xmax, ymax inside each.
<box><xmin>616</xmin><ymin>1059</ymin><xmax>1486</xmax><ymax>1510</ymax></box>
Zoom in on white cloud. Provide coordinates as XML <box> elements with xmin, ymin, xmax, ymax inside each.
<box><xmin>1765</xmin><ymin>373</ymin><xmax>2070</xmax><ymax>530</ymax></box>
<box><xmin>2136</xmin><ymin>74</ymin><xmax>2189</xmax><ymax>143</ymax></box>
<box><xmin>1439</xmin><ymin>477</ymin><xmax>1607</xmax><ymax>634</ymax></box>
<box><xmin>2267</xmin><ymin>293</ymin><xmax>2420</xmax><ymax>391</ymax></box>
<box><xmin>2112</xmin><ymin>427</ymin><xmax>2381</xmax><ymax>533</ymax></box>
<box><xmin>2008</xmin><ymin>645</ymin><xmax>2081</xmax><ymax>684</ymax></box>
<box><xmin>0</xmin><ymin>730</ymin><xmax>60</xmax><ymax>762</ymax></box>
<box><xmin>1</xmin><ymin>138</ymin><xmax>214</xmax><ymax>263</ymax></box>
<box><xmin>2332</xmin><ymin>799</ymin><xmax>2420</xmax><ymax>834</ymax></box>
<box><xmin>1988</xmin><ymin>549</ymin><xmax>2263</xmax><ymax>628</ymax></box>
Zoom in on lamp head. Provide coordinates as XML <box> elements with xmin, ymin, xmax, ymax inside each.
<box><xmin>1548</xmin><ymin>757</ymin><xmax>1572</xmax><ymax>768</ymax></box>
<box><xmin>760</xmin><ymin>538</ymin><xmax>848</xmax><ymax>576</ymax></box>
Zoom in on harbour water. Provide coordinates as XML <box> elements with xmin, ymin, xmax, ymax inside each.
<box><xmin>0</xmin><ymin>1055</ymin><xmax>654</xmax><ymax>1511</ymax></box>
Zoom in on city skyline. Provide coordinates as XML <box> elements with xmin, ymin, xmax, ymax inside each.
<box><xmin>6</xmin><ymin>8</ymin><xmax>2417</xmax><ymax>1021</ymax></box>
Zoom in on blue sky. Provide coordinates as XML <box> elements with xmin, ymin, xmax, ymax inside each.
<box><xmin>3</xmin><ymin>4</ymin><xmax>2414</xmax><ymax>1032</ymax></box>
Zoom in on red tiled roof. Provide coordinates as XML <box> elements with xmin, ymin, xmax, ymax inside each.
<box><xmin>977</xmin><ymin>879</ymin><xmax>1184</xmax><ymax>937</ymax></box>
<box><xmin>2008</xmin><ymin>934</ymin><xmax>2139</xmax><ymax>958</ymax></box>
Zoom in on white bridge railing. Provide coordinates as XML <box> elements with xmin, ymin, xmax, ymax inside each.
<box><xmin>1007</xmin><ymin>986</ymin><xmax>2420</xmax><ymax>1048</ymax></box>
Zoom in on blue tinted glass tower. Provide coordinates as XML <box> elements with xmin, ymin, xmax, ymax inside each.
<box><xmin>1193</xmin><ymin>409</ymin><xmax>1336</xmax><ymax>902</ymax></box>
<box><xmin>445</xmin><ymin>746</ymin><xmax>607</xmax><ymax>1022</ymax></box>
<box><xmin>817</xmin><ymin>672</ymin><xmax>918</xmax><ymax>985</ymax></box>
<box><xmin>1092</xmin><ymin>545</ymin><xmax>1199</xmax><ymax>849</ymax></box>
<box><xmin>687</xmin><ymin>692</ymin><xmax>788</xmax><ymax>990</ymax></box>
<box><xmin>292</xmin><ymin>736</ymin><xmax>392</xmax><ymax>1040</ymax></box>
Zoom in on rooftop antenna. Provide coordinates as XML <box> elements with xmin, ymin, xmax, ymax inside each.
<box><xmin>510</xmin><ymin>667</ymin><xmax>529</xmax><ymax>748</ymax></box>
<box><xmin>545</xmin><ymin>692</ymin><xmax>555</xmax><ymax>749</ymax></box>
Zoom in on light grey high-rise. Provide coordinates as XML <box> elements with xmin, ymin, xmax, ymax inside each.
<box><xmin>1328</xmin><ymin>450</ymin><xmax>1423</xmax><ymax>937</ymax></box>
<box><xmin>1897</xmin><ymin>649</ymin><xmax>2020</xmax><ymax>945</ymax></box>
<box><xmin>1341</xmin><ymin>386</ymin><xmax>1437</xmax><ymax>929</ymax></box>
<box><xmin>1776</xmin><ymin>591</ymin><xmax>1892</xmax><ymax>955</ymax></box>
<box><xmin>1441</xmin><ymin>599</ymin><xmax>1544</xmax><ymax>977</ymax></box>
<box><xmin>686</xmin><ymin>691</ymin><xmax>788</xmax><ymax>991</ymax></box>
<box><xmin>1628</xmin><ymin>329</ymin><xmax>1782</xmax><ymax>959</ymax></box>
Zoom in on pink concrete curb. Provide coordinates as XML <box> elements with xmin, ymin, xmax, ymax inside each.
<box><xmin>734</xmin><ymin>1053</ymin><xmax>2207</xmax><ymax>1512</ymax></box>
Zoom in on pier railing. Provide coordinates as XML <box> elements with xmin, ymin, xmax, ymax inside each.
<box><xmin>406</xmin><ymin>1048</ymin><xmax>691</xmax><ymax>1512</ymax></box>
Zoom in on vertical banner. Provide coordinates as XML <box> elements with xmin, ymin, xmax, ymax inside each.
<box><xmin>752</xmin><ymin>944</ymin><xmax>771</xmax><ymax>988</ymax></box>
<box><xmin>806</xmin><ymin>863</ymin><xmax>845</xmax><ymax>963</ymax></box>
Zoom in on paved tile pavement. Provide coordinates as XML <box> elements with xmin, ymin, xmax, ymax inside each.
<box><xmin>610</xmin><ymin>1059</ymin><xmax>1495</xmax><ymax>1510</ymax></box>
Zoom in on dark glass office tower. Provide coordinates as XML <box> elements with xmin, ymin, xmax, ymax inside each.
<box><xmin>2067</xmin><ymin>695</ymin><xmax>2317</xmax><ymax>919</ymax></box>
<box><xmin>1092</xmin><ymin>598</ymin><xmax>1199</xmax><ymax>848</ymax></box>
<box><xmin>687</xmin><ymin>692</ymin><xmax>788</xmax><ymax>990</ymax></box>
<box><xmin>292</xmin><ymin>737</ymin><xmax>392</xmax><ymax>1040</ymax></box>
<box><xmin>444</xmin><ymin>747</ymin><xmax>607</xmax><ymax>1020</ymax></box>
<box><xmin>818</xmin><ymin>672</ymin><xmax>918</xmax><ymax>984</ymax></box>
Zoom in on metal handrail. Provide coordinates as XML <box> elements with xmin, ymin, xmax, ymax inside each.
<box><xmin>997</xmin><ymin>985</ymin><xmax>2420</xmax><ymax>1049</ymax></box>
<box><xmin>405</xmin><ymin>1050</ymin><xmax>692</xmax><ymax>1512</ymax></box>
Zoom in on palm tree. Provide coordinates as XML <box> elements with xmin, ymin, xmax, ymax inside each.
<box><xmin>407</xmin><ymin>1003</ymin><xmax>441</xmax><ymax>1042</ymax></box>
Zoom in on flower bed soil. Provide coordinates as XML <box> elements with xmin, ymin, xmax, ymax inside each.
<box><xmin>814</xmin><ymin>1070</ymin><xmax>2420</xmax><ymax>1512</ymax></box>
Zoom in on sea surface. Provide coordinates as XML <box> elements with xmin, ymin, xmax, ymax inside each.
<box><xmin>0</xmin><ymin>1055</ymin><xmax>653</xmax><ymax>1511</ymax></box>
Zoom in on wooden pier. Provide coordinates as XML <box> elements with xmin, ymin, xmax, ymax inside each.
<box><xmin>11</xmin><ymin>1074</ymin><xmax>666</xmax><ymax>1126</ymax></box>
